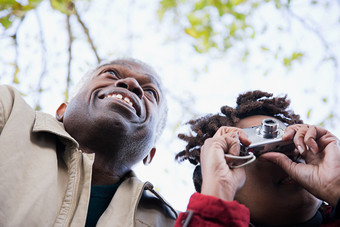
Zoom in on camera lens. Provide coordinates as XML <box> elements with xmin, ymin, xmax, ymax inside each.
<box><xmin>264</xmin><ymin>119</ymin><xmax>276</xmax><ymax>125</ymax></box>
<box><xmin>260</xmin><ymin>118</ymin><xmax>279</xmax><ymax>138</ymax></box>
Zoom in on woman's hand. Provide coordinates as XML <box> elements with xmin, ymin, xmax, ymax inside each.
<box><xmin>200</xmin><ymin>126</ymin><xmax>251</xmax><ymax>201</ymax></box>
<box><xmin>261</xmin><ymin>124</ymin><xmax>340</xmax><ymax>206</ymax></box>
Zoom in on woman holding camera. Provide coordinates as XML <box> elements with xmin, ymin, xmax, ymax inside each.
<box><xmin>174</xmin><ymin>90</ymin><xmax>340</xmax><ymax>227</ymax></box>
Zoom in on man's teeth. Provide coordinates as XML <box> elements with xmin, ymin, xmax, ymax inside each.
<box><xmin>105</xmin><ymin>94</ymin><xmax>133</xmax><ymax>106</ymax></box>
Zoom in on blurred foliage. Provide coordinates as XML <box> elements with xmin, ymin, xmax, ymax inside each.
<box><xmin>50</xmin><ymin>0</ymin><xmax>76</xmax><ymax>15</ymax></box>
<box><xmin>0</xmin><ymin>0</ymin><xmax>92</xmax><ymax>108</ymax></box>
<box><xmin>157</xmin><ymin>0</ymin><xmax>339</xmax><ymax>126</ymax></box>
<box><xmin>158</xmin><ymin>0</ymin><xmax>340</xmax><ymax>129</ymax></box>
<box><xmin>157</xmin><ymin>0</ymin><xmax>336</xmax><ymax>67</ymax></box>
<box><xmin>158</xmin><ymin>0</ymin><xmax>259</xmax><ymax>53</ymax></box>
<box><xmin>159</xmin><ymin>0</ymin><xmax>283</xmax><ymax>52</ymax></box>
<box><xmin>0</xmin><ymin>0</ymin><xmax>43</xmax><ymax>29</ymax></box>
<box><xmin>283</xmin><ymin>51</ymin><xmax>304</xmax><ymax>68</ymax></box>
<box><xmin>0</xmin><ymin>0</ymin><xmax>77</xmax><ymax>29</ymax></box>
<box><xmin>0</xmin><ymin>0</ymin><xmax>339</xmax><ymax>128</ymax></box>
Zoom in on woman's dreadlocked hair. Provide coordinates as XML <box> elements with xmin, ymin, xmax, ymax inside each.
<box><xmin>176</xmin><ymin>90</ymin><xmax>303</xmax><ymax>192</ymax></box>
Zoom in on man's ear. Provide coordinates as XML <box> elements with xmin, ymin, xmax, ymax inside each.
<box><xmin>56</xmin><ymin>102</ymin><xmax>68</xmax><ymax>122</ymax></box>
<box><xmin>143</xmin><ymin>148</ymin><xmax>156</xmax><ymax>166</ymax></box>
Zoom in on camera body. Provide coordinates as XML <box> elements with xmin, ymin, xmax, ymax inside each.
<box><xmin>241</xmin><ymin>118</ymin><xmax>295</xmax><ymax>157</ymax></box>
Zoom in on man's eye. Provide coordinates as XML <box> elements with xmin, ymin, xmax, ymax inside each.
<box><xmin>106</xmin><ymin>70</ymin><xmax>117</xmax><ymax>76</ymax></box>
<box><xmin>145</xmin><ymin>89</ymin><xmax>158</xmax><ymax>101</ymax></box>
<box><xmin>102</xmin><ymin>70</ymin><xmax>120</xmax><ymax>79</ymax></box>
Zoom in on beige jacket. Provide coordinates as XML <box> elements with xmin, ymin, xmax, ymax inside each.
<box><xmin>0</xmin><ymin>85</ymin><xmax>177</xmax><ymax>227</ymax></box>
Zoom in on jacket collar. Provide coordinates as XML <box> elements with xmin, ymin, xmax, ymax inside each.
<box><xmin>32</xmin><ymin>111</ymin><xmax>79</xmax><ymax>149</ymax></box>
<box><xmin>97</xmin><ymin>171</ymin><xmax>177</xmax><ymax>226</ymax></box>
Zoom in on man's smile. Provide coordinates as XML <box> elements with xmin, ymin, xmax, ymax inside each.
<box><xmin>98</xmin><ymin>91</ymin><xmax>142</xmax><ymax>117</ymax></box>
<box><xmin>105</xmin><ymin>93</ymin><xmax>133</xmax><ymax>106</ymax></box>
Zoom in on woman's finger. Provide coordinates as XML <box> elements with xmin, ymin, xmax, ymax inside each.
<box><xmin>293</xmin><ymin>125</ymin><xmax>309</xmax><ymax>155</ymax></box>
<box><xmin>224</xmin><ymin>132</ymin><xmax>241</xmax><ymax>156</ymax></box>
<box><xmin>304</xmin><ymin>125</ymin><xmax>319</xmax><ymax>154</ymax></box>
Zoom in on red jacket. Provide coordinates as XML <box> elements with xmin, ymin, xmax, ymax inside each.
<box><xmin>175</xmin><ymin>193</ymin><xmax>250</xmax><ymax>227</ymax></box>
<box><xmin>175</xmin><ymin>193</ymin><xmax>340</xmax><ymax>227</ymax></box>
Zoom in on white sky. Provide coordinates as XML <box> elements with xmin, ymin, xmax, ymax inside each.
<box><xmin>1</xmin><ymin>0</ymin><xmax>340</xmax><ymax>211</ymax></box>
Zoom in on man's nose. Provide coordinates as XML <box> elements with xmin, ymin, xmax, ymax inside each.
<box><xmin>115</xmin><ymin>78</ymin><xmax>144</xmax><ymax>99</ymax></box>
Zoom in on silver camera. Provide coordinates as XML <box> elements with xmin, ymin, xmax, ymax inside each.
<box><xmin>241</xmin><ymin>118</ymin><xmax>295</xmax><ymax>157</ymax></box>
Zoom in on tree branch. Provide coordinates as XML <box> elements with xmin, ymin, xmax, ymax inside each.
<box><xmin>65</xmin><ymin>14</ymin><xmax>73</xmax><ymax>102</ymax></box>
<box><xmin>74</xmin><ymin>8</ymin><xmax>101</xmax><ymax>63</ymax></box>
<box><xmin>34</xmin><ymin>9</ymin><xmax>47</xmax><ymax>110</ymax></box>
<box><xmin>286</xmin><ymin>7</ymin><xmax>340</xmax><ymax>124</ymax></box>
<box><xmin>11</xmin><ymin>16</ymin><xmax>25</xmax><ymax>84</ymax></box>
<box><xmin>286</xmin><ymin>8</ymin><xmax>338</xmax><ymax>68</ymax></box>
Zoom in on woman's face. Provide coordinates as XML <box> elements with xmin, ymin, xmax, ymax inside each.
<box><xmin>234</xmin><ymin>115</ymin><xmax>321</xmax><ymax>226</ymax></box>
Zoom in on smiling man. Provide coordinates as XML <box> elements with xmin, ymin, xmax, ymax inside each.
<box><xmin>0</xmin><ymin>58</ymin><xmax>177</xmax><ymax>226</ymax></box>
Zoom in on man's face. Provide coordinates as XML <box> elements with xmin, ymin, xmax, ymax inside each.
<box><xmin>62</xmin><ymin>60</ymin><xmax>164</xmax><ymax>166</ymax></box>
<box><xmin>235</xmin><ymin>115</ymin><xmax>321</xmax><ymax>225</ymax></box>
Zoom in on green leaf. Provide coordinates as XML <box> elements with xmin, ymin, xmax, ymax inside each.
<box><xmin>261</xmin><ymin>46</ymin><xmax>270</xmax><ymax>52</ymax></box>
<box><xmin>223</xmin><ymin>37</ymin><xmax>232</xmax><ymax>50</ymax></box>
<box><xmin>318</xmin><ymin>121</ymin><xmax>324</xmax><ymax>127</ymax></box>
<box><xmin>241</xmin><ymin>49</ymin><xmax>249</xmax><ymax>62</ymax></box>
<box><xmin>283</xmin><ymin>57</ymin><xmax>291</xmax><ymax>67</ymax></box>
<box><xmin>157</xmin><ymin>0</ymin><xmax>177</xmax><ymax>19</ymax></box>
<box><xmin>0</xmin><ymin>0</ymin><xmax>17</xmax><ymax>10</ymax></box>
<box><xmin>187</xmin><ymin>12</ymin><xmax>200</xmax><ymax>26</ymax></box>
<box><xmin>233</xmin><ymin>12</ymin><xmax>246</xmax><ymax>21</ymax></box>
<box><xmin>291</xmin><ymin>52</ymin><xmax>304</xmax><ymax>61</ymax></box>
<box><xmin>229</xmin><ymin>22</ymin><xmax>237</xmax><ymax>36</ymax></box>
<box><xmin>50</xmin><ymin>0</ymin><xmax>76</xmax><ymax>15</ymax></box>
<box><xmin>250</xmin><ymin>28</ymin><xmax>255</xmax><ymax>38</ymax></box>
<box><xmin>159</xmin><ymin>0</ymin><xmax>177</xmax><ymax>9</ymax></box>
<box><xmin>263</xmin><ymin>69</ymin><xmax>270</xmax><ymax>76</ymax></box>
<box><xmin>307</xmin><ymin>108</ymin><xmax>312</xmax><ymax>118</ymax></box>
<box><xmin>327</xmin><ymin>113</ymin><xmax>334</xmax><ymax>120</ymax></box>
<box><xmin>185</xmin><ymin>27</ymin><xmax>199</xmax><ymax>38</ymax></box>
<box><xmin>230</xmin><ymin>0</ymin><xmax>247</xmax><ymax>6</ymax></box>
<box><xmin>0</xmin><ymin>0</ymin><xmax>43</xmax><ymax>29</ymax></box>
<box><xmin>274</xmin><ymin>0</ymin><xmax>282</xmax><ymax>8</ymax></box>
<box><xmin>13</xmin><ymin>66</ymin><xmax>19</xmax><ymax>84</ymax></box>
<box><xmin>283</xmin><ymin>51</ymin><xmax>304</xmax><ymax>68</ymax></box>
<box><xmin>27</xmin><ymin>0</ymin><xmax>43</xmax><ymax>9</ymax></box>
<box><xmin>34</xmin><ymin>104</ymin><xmax>41</xmax><ymax>111</ymax></box>
<box><xmin>0</xmin><ymin>15</ymin><xmax>13</xmax><ymax>29</ymax></box>
<box><xmin>194</xmin><ymin>0</ymin><xmax>207</xmax><ymax>10</ymax></box>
